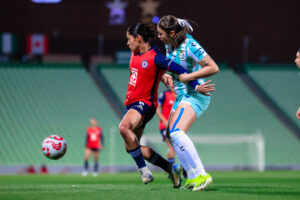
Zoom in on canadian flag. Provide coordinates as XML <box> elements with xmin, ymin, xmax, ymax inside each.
<box><xmin>27</xmin><ymin>34</ymin><xmax>49</xmax><ymax>55</ymax></box>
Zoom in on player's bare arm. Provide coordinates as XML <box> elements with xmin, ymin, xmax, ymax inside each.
<box><xmin>156</xmin><ymin>105</ymin><xmax>168</xmax><ymax>126</ymax></box>
<box><xmin>179</xmin><ymin>55</ymin><xmax>219</xmax><ymax>83</ymax></box>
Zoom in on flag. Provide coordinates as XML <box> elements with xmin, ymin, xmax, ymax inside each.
<box><xmin>27</xmin><ymin>34</ymin><xmax>49</xmax><ymax>55</ymax></box>
<box><xmin>0</xmin><ymin>33</ymin><xmax>17</xmax><ymax>54</ymax></box>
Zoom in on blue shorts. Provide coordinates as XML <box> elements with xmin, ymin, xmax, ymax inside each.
<box><xmin>87</xmin><ymin>147</ymin><xmax>100</xmax><ymax>152</ymax></box>
<box><xmin>171</xmin><ymin>94</ymin><xmax>210</xmax><ymax>118</ymax></box>
<box><xmin>125</xmin><ymin>101</ymin><xmax>156</xmax><ymax>129</ymax></box>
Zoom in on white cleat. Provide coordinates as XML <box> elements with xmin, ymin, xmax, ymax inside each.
<box><xmin>81</xmin><ymin>171</ymin><xmax>88</xmax><ymax>177</ymax></box>
<box><xmin>138</xmin><ymin>166</ymin><xmax>153</xmax><ymax>184</ymax></box>
<box><xmin>92</xmin><ymin>172</ymin><xmax>98</xmax><ymax>177</ymax></box>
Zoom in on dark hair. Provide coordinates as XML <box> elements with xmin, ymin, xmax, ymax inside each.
<box><xmin>127</xmin><ymin>23</ymin><xmax>156</xmax><ymax>43</ymax></box>
<box><xmin>158</xmin><ymin>15</ymin><xmax>193</xmax><ymax>49</ymax></box>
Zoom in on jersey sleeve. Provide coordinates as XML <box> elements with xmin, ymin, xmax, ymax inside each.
<box><xmin>187</xmin><ymin>40</ymin><xmax>207</xmax><ymax>62</ymax></box>
<box><xmin>154</xmin><ymin>54</ymin><xmax>199</xmax><ymax>90</ymax></box>
<box><xmin>158</xmin><ymin>91</ymin><xmax>166</xmax><ymax>106</ymax></box>
<box><xmin>154</xmin><ymin>54</ymin><xmax>187</xmax><ymax>74</ymax></box>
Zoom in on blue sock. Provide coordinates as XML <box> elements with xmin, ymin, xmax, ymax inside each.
<box><xmin>128</xmin><ymin>146</ymin><xmax>146</xmax><ymax>169</ymax></box>
<box><xmin>168</xmin><ymin>158</ymin><xmax>175</xmax><ymax>164</ymax></box>
<box><xmin>94</xmin><ymin>162</ymin><xmax>98</xmax><ymax>172</ymax></box>
<box><xmin>84</xmin><ymin>161</ymin><xmax>88</xmax><ymax>171</ymax></box>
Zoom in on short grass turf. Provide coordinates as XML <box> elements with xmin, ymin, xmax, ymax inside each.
<box><xmin>0</xmin><ymin>171</ymin><xmax>300</xmax><ymax>200</ymax></box>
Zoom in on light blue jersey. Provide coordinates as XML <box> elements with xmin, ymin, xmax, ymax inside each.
<box><xmin>165</xmin><ymin>34</ymin><xmax>210</xmax><ymax>117</ymax></box>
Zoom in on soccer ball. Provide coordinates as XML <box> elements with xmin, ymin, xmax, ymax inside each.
<box><xmin>42</xmin><ymin>135</ymin><xmax>67</xmax><ymax>160</ymax></box>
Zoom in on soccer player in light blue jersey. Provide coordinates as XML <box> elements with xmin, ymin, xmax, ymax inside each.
<box><xmin>157</xmin><ymin>15</ymin><xmax>219</xmax><ymax>191</ymax></box>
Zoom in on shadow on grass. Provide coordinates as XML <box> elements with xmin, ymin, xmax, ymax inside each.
<box><xmin>216</xmin><ymin>185</ymin><xmax>300</xmax><ymax>197</ymax></box>
<box><xmin>204</xmin><ymin>188</ymin><xmax>218</xmax><ymax>192</ymax></box>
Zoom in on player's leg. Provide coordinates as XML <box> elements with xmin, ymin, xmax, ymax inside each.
<box><xmin>166</xmin><ymin>107</ymin><xmax>197</xmax><ymax>183</ymax></box>
<box><xmin>169</xmin><ymin>103</ymin><xmax>209</xmax><ymax>189</ymax></box>
<box><xmin>135</xmin><ymin>127</ymin><xmax>181</xmax><ymax>188</ymax></box>
<box><xmin>167</xmin><ymin>110</ymin><xmax>198</xmax><ymax>188</ymax></box>
<box><xmin>169</xmin><ymin>103</ymin><xmax>205</xmax><ymax>173</ymax></box>
<box><xmin>160</xmin><ymin>129</ymin><xmax>175</xmax><ymax>164</ymax></box>
<box><xmin>82</xmin><ymin>147</ymin><xmax>92</xmax><ymax>176</ymax></box>
<box><xmin>136</xmin><ymin>127</ymin><xmax>170</xmax><ymax>172</ymax></box>
<box><xmin>165</xmin><ymin>139</ymin><xmax>175</xmax><ymax>164</ymax></box>
<box><xmin>168</xmin><ymin>97</ymin><xmax>212</xmax><ymax>191</ymax></box>
<box><xmin>92</xmin><ymin>150</ymin><xmax>99</xmax><ymax>177</ymax></box>
<box><xmin>119</xmin><ymin>108</ymin><xmax>152</xmax><ymax>184</ymax></box>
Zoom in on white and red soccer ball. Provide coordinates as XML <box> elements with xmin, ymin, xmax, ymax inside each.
<box><xmin>42</xmin><ymin>135</ymin><xmax>67</xmax><ymax>160</ymax></box>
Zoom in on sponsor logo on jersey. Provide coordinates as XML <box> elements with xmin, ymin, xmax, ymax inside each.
<box><xmin>130</xmin><ymin>68</ymin><xmax>138</xmax><ymax>86</ymax></box>
<box><xmin>141</xmin><ymin>60</ymin><xmax>149</xmax><ymax>68</ymax></box>
<box><xmin>178</xmin><ymin>50</ymin><xmax>185</xmax><ymax>60</ymax></box>
<box><xmin>192</xmin><ymin>42</ymin><xmax>205</xmax><ymax>57</ymax></box>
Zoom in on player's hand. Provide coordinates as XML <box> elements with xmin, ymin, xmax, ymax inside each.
<box><xmin>179</xmin><ymin>73</ymin><xmax>191</xmax><ymax>83</ymax></box>
<box><xmin>162</xmin><ymin>118</ymin><xmax>168</xmax><ymax>127</ymax></box>
<box><xmin>195</xmin><ymin>80</ymin><xmax>215</xmax><ymax>96</ymax></box>
<box><xmin>161</xmin><ymin>74</ymin><xmax>173</xmax><ymax>88</ymax></box>
<box><xmin>297</xmin><ymin>107</ymin><xmax>300</xmax><ymax>119</ymax></box>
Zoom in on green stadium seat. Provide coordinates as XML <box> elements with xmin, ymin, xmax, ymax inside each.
<box><xmin>0</xmin><ymin>63</ymin><xmax>132</xmax><ymax>166</ymax></box>
<box><xmin>246</xmin><ymin>64</ymin><xmax>300</xmax><ymax>129</ymax></box>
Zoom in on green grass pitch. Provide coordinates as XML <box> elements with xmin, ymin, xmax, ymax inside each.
<box><xmin>0</xmin><ymin>171</ymin><xmax>299</xmax><ymax>200</ymax></box>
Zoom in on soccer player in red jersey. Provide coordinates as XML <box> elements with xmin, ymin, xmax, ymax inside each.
<box><xmin>295</xmin><ymin>50</ymin><xmax>300</xmax><ymax>119</ymax></box>
<box><xmin>156</xmin><ymin>88</ymin><xmax>176</xmax><ymax>164</ymax></box>
<box><xmin>82</xmin><ymin>118</ymin><xmax>103</xmax><ymax>177</ymax></box>
<box><xmin>119</xmin><ymin>23</ymin><xmax>215</xmax><ymax>186</ymax></box>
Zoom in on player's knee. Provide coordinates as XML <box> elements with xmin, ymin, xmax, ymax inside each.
<box><xmin>119</xmin><ymin>123</ymin><xmax>130</xmax><ymax>135</ymax></box>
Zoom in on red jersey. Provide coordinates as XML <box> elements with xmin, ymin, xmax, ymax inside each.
<box><xmin>158</xmin><ymin>90</ymin><xmax>176</xmax><ymax>130</ymax></box>
<box><xmin>86</xmin><ymin>126</ymin><xmax>102</xmax><ymax>149</ymax></box>
<box><xmin>124</xmin><ymin>47</ymin><xmax>165</xmax><ymax>108</ymax></box>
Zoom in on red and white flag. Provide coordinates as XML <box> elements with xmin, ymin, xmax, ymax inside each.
<box><xmin>27</xmin><ymin>34</ymin><xmax>49</xmax><ymax>55</ymax></box>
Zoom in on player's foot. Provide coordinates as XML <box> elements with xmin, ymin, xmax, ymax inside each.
<box><xmin>81</xmin><ymin>171</ymin><xmax>88</xmax><ymax>177</ymax></box>
<box><xmin>192</xmin><ymin>173</ymin><xmax>213</xmax><ymax>192</ymax></box>
<box><xmin>181</xmin><ymin>176</ymin><xmax>199</xmax><ymax>189</ymax></box>
<box><xmin>92</xmin><ymin>172</ymin><xmax>98</xmax><ymax>177</ymax></box>
<box><xmin>168</xmin><ymin>163</ymin><xmax>182</xmax><ymax>188</ymax></box>
<box><xmin>138</xmin><ymin>166</ymin><xmax>153</xmax><ymax>184</ymax></box>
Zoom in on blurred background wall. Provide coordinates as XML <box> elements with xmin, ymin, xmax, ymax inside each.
<box><xmin>1</xmin><ymin>0</ymin><xmax>299</xmax><ymax>62</ymax></box>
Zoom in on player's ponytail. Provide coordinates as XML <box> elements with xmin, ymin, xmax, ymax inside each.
<box><xmin>127</xmin><ymin>23</ymin><xmax>156</xmax><ymax>43</ymax></box>
<box><xmin>158</xmin><ymin>15</ymin><xmax>193</xmax><ymax>49</ymax></box>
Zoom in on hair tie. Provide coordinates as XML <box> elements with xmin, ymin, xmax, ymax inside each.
<box><xmin>134</xmin><ymin>23</ymin><xmax>141</xmax><ymax>36</ymax></box>
<box><xmin>177</xmin><ymin>18</ymin><xmax>193</xmax><ymax>32</ymax></box>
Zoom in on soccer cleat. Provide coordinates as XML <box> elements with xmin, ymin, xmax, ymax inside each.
<box><xmin>138</xmin><ymin>166</ymin><xmax>153</xmax><ymax>184</ymax></box>
<box><xmin>92</xmin><ymin>172</ymin><xmax>98</xmax><ymax>177</ymax></box>
<box><xmin>192</xmin><ymin>173</ymin><xmax>213</xmax><ymax>192</ymax></box>
<box><xmin>181</xmin><ymin>176</ymin><xmax>199</xmax><ymax>189</ymax></box>
<box><xmin>169</xmin><ymin>163</ymin><xmax>182</xmax><ymax>188</ymax></box>
<box><xmin>81</xmin><ymin>171</ymin><xmax>88</xmax><ymax>177</ymax></box>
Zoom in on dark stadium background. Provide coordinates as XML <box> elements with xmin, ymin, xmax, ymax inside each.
<box><xmin>2</xmin><ymin>0</ymin><xmax>299</xmax><ymax>62</ymax></box>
